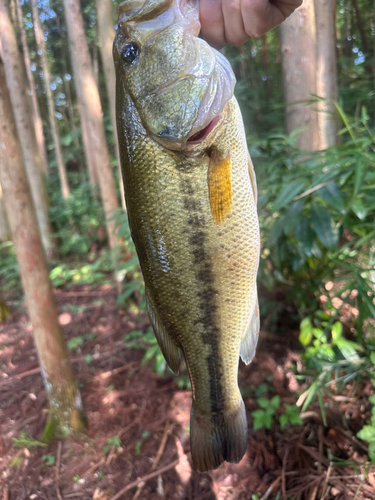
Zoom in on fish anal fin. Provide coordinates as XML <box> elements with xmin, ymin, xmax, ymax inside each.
<box><xmin>207</xmin><ymin>150</ymin><xmax>232</xmax><ymax>225</ymax></box>
<box><xmin>145</xmin><ymin>288</ymin><xmax>181</xmax><ymax>374</ymax></box>
<box><xmin>240</xmin><ymin>294</ymin><xmax>260</xmax><ymax>365</ymax></box>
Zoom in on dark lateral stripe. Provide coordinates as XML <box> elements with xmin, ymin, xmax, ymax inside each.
<box><xmin>181</xmin><ymin>176</ymin><xmax>224</xmax><ymax>415</ymax></box>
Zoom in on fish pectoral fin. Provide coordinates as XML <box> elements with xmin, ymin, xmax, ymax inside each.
<box><xmin>248</xmin><ymin>153</ymin><xmax>258</xmax><ymax>206</ymax></box>
<box><xmin>145</xmin><ymin>288</ymin><xmax>181</xmax><ymax>374</ymax></box>
<box><xmin>207</xmin><ymin>149</ymin><xmax>232</xmax><ymax>224</ymax></box>
<box><xmin>240</xmin><ymin>291</ymin><xmax>260</xmax><ymax>365</ymax></box>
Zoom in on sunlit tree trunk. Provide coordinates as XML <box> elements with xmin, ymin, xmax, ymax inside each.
<box><xmin>315</xmin><ymin>0</ymin><xmax>338</xmax><ymax>148</ymax></box>
<box><xmin>0</xmin><ymin>0</ymin><xmax>53</xmax><ymax>256</ymax></box>
<box><xmin>63</xmin><ymin>0</ymin><xmax>120</xmax><ymax>251</ymax></box>
<box><xmin>0</xmin><ymin>182</ymin><xmax>10</xmax><ymax>242</ymax></box>
<box><xmin>0</xmin><ymin>56</ymin><xmax>85</xmax><ymax>437</ymax></box>
<box><xmin>15</xmin><ymin>0</ymin><xmax>48</xmax><ymax>175</ymax></box>
<box><xmin>96</xmin><ymin>0</ymin><xmax>126</xmax><ymax>210</ymax></box>
<box><xmin>280</xmin><ymin>3</ymin><xmax>320</xmax><ymax>151</ymax></box>
<box><xmin>30</xmin><ymin>0</ymin><xmax>70</xmax><ymax>199</ymax></box>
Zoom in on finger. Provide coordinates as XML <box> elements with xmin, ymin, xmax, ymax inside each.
<box><xmin>222</xmin><ymin>0</ymin><xmax>248</xmax><ymax>46</ymax></box>
<box><xmin>199</xmin><ymin>0</ymin><xmax>226</xmax><ymax>49</ymax></box>
<box><xmin>241</xmin><ymin>0</ymin><xmax>302</xmax><ymax>38</ymax></box>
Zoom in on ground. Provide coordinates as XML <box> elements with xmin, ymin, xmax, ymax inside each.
<box><xmin>0</xmin><ymin>283</ymin><xmax>374</xmax><ymax>500</ymax></box>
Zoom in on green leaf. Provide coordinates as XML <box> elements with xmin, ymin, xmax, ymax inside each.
<box><xmin>369</xmin><ymin>395</ymin><xmax>375</xmax><ymax>405</ymax></box>
<box><xmin>369</xmin><ymin>442</ymin><xmax>375</xmax><ymax>464</ymax></box>
<box><xmin>331</xmin><ymin>322</ymin><xmax>343</xmax><ymax>340</ymax></box>
<box><xmin>318</xmin><ymin>182</ymin><xmax>345</xmax><ymax>214</ymax></box>
<box><xmin>371</xmin><ymin>352</ymin><xmax>375</xmax><ymax>365</ymax></box>
<box><xmin>279</xmin><ymin>414</ymin><xmax>288</xmax><ymax>429</ymax></box>
<box><xmin>295</xmin><ymin>217</ymin><xmax>315</xmax><ymax>256</ymax></box>
<box><xmin>310</xmin><ymin>204</ymin><xmax>338</xmax><ymax>250</ymax></box>
<box><xmin>257</xmin><ymin>397</ymin><xmax>270</xmax><ymax>409</ymax></box>
<box><xmin>300</xmin><ymin>317</ymin><xmax>313</xmax><ymax>346</ymax></box>
<box><xmin>272</xmin><ymin>179</ymin><xmax>307</xmax><ymax>213</ymax></box>
<box><xmin>351</xmin><ymin>198</ymin><xmax>367</xmax><ymax>220</ymax></box>
<box><xmin>357</xmin><ymin>425</ymin><xmax>375</xmax><ymax>443</ymax></box>
<box><xmin>335</xmin><ymin>338</ymin><xmax>360</xmax><ymax>362</ymax></box>
<box><xmin>283</xmin><ymin>201</ymin><xmax>305</xmax><ymax>234</ymax></box>
<box><xmin>270</xmin><ymin>395</ymin><xmax>280</xmax><ymax>409</ymax></box>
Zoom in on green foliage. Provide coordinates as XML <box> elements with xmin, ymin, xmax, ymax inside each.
<box><xmin>102</xmin><ymin>436</ymin><xmax>122</xmax><ymax>454</ymax></box>
<box><xmin>48</xmin><ymin>180</ymin><xmax>106</xmax><ymax>257</ymax></box>
<box><xmin>251</xmin><ymin>395</ymin><xmax>280</xmax><ymax>430</ymax></box>
<box><xmin>67</xmin><ymin>333</ymin><xmax>96</xmax><ymax>350</ymax></box>
<box><xmin>13</xmin><ymin>432</ymin><xmax>48</xmax><ymax>449</ymax></box>
<box><xmin>49</xmin><ymin>254</ymin><xmax>112</xmax><ymax>288</ymax></box>
<box><xmin>42</xmin><ymin>455</ymin><xmax>56</xmax><ymax>466</ymax></box>
<box><xmin>252</xmin><ymin>396</ymin><xmax>302</xmax><ymax>431</ymax></box>
<box><xmin>279</xmin><ymin>405</ymin><xmax>303</xmax><ymax>429</ymax></box>
<box><xmin>0</xmin><ymin>242</ymin><xmax>20</xmax><ymax>291</ymax></box>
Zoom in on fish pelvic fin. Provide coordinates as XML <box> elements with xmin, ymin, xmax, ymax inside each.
<box><xmin>190</xmin><ymin>399</ymin><xmax>248</xmax><ymax>473</ymax></box>
<box><xmin>207</xmin><ymin>149</ymin><xmax>232</xmax><ymax>225</ymax></box>
<box><xmin>240</xmin><ymin>292</ymin><xmax>260</xmax><ymax>365</ymax></box>
<box><xmin>145</xmin><ymin>288</ymin><xmax>181</xmax><ymax>374</ymax></box>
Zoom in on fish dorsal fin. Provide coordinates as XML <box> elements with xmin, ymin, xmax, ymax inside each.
<box><xmin>145</xmin><ymin>287</ymin><xmax>181</xmax><ymax>374</ymax></box>
<box><xmin>248</xmin><ymin>153</ymin><xmax>258</xmax><ymax>206</ymax></box>
<box><xmin>239</xmin><ymin>289</ymin><xmax>260</xmax><ymax>365</ymax></box>
<box><xmin>119</xmin><ymin>0</ymin><xmax>173</xmax><ymax>23</ymax></box>
<box><xmin>207</xmin><ymin>149</ymin><xmax>232</xmax><ymax>224</ymax></box>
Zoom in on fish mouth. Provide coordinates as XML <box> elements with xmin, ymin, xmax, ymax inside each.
<box><xmin>187</xmin><ymin>116</ymin><xmax>221</xmax><ymax>143</ymax></box>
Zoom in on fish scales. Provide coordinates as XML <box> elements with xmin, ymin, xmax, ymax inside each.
<box><xmin>114</xmin><ymin>0</ymin><xmax>260</xmax><ymax>472</ymax></box>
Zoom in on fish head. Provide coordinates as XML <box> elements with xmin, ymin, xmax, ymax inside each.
<box><xmin>113</xmin><ymin>0</ymin><xmax>236</xmax><ymax>151</ymax></box>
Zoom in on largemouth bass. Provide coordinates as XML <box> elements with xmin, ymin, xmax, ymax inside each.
<box><xmin>114</xmin><ymin>0</ymin><xmax>260</xmax><ymax>472</ymax></box>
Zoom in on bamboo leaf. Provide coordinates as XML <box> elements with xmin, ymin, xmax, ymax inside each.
<box><xmin>310</xmin><ymin>204</ymin><xmax>338</xmax><ymax>250</ymax></box>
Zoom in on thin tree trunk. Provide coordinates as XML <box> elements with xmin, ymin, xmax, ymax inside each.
<box><xmin>15</xmin><ymin>0</ymin><xmax>48</xmax><ymax>175</ymax></box>
<box><xmin>352</xmin><ymin>0</ymin><xmax>369</xmax><ymax>54</ymax></box>
<box><xmin>30</xmin><ymin>0</ymin><xmax>70</xmax><ymax>199</ymax></box>
<box><xmin>95</xmin><ymin>0</ymin><xmax>126</xmax><ymax>210</ymax></box>
<box><xmin>262</xmin><ymin>35</ymin><xmax>271</xmax><ymax>101</ymax></box>
<box><xmin>315</xmin><ymin>0</ymin><xmax>338</xmax><ymax>149</ymax></box>
<box><xmin>0</xmin><ymin>182</ymin><xmax>10</xmax><ymax>242</ymax></box>
<box><xmin>280</xmin><ymin>3</ymin><xmax>320</xmax><ymax>151</ymax></box>
<box><xmin>0</xmin><ymin>0</ymin><xmax>54</xmax><ymax>257</ymax></box>
<box><xmin>63</xmin><ymin>0</ymin><xmax>120</xmax><ymax>251</ymax></box>
<box><xmin>78</xmin><ymin>97</ymin><xmax>99</xmax><ymax>187</ymax></box>
<box><xmin>343</xmin><ymin>0</ymin><xmax>352</xmax><ymax>58</ymax></box>
<box><xmin>0</xmin><ymin>56</ymin><xmax>85</xmax><ymax>437</ymax></box>
<box><xmin>56</xmin><ymin>14</ymin><xmax>80</xmax><ymax>151</ymax></box>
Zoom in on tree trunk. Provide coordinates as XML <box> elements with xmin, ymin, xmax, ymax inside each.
<box><xmin>0</xmin><ymin>56</ymin><xmax>85</xmax><ymax>437</ymax></box>
<box><xmin>15</xmin><ymin>0</ymin><xmax>48</xmax><ymax>176</ymax></box>
<box><xmin>352</xmin><ymin>0</ymin><xmax>369</xmax><ymax>54</ymax></box>
<box><xmin>0</xmin><ymin>0</ymin><xmax>53</xmax><ymax>257</ymax></box>
<box><xmin>95</xmin><ymin>0</ymin><xmax>126</xmax><ymax>210</ymax></box>
<box><xmin>280</xmin><ymin>3</ymin><xmax>320</xmax><ymax>151</ymax></box>
<box><xmin>315</xmin><ymin>0</ymin><xmax>338</xmax><ymax>148</ymax></box>
<box><xmin>0</xmin><ymin>182</ymin><xmax>10</xmax><ymax>242</ymax></box>
<box><xmin>63</xmin><ymin>0</ymin><xmax>120</xmax><ymax>251</ymax></box>
<box><xmin>56</xmin><ymin>14</ymin><xmax>80</xmax><ymax>151</ymax></box>
<box><xmin>30</xmin><ymin>0</ymin><xmax>70</xmax><ymax>199</ymax></box>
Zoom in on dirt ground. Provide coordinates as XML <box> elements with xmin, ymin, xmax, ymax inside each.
<box><xmin>0</xmin><ymin>283</ymin><xmax>374</xmax><ymax>500</ymax></box>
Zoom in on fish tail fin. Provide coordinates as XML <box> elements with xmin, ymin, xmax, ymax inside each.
<box><xmin>190</xmin><ymin>399</ymin><xmax>248</xmax><ymax>472</ymax></box>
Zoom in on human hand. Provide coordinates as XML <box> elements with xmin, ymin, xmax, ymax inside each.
<box><xmin>199</xmin><ymin>0</ymin><xmax>303</xmax><ymax>48</ymax></box>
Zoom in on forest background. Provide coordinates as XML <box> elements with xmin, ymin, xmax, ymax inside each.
<box><xmin>1</xmin><ymin>0</ymin><xmax>375</xmax><ymax>499</ymax></box>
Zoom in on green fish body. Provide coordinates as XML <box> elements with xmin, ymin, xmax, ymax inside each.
<box><xmin>114</xmin><ymin>0</ymin><xmax>260</xmax><ymax>472</ymax></box>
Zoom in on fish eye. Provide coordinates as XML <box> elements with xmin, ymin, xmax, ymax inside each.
<box><xmin>121</xmin><ymin>42</ymin><xmax>140</xmax><ymax>64</ymax></box>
